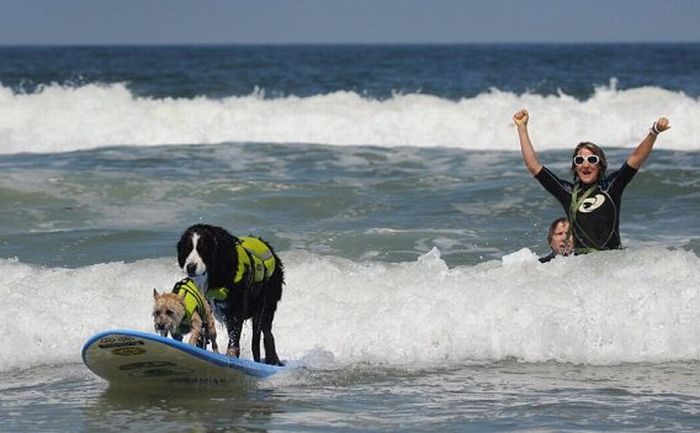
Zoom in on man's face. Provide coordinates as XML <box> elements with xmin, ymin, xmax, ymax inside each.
<box><xmin>550</xmin><ymin>221</ymin><xmax>573</xmax><ymax>255</ymax></box>
<box><xmin>574</xmin><ymin>148</ymin><xmax>602</xmax><ymax>185</ymax></box>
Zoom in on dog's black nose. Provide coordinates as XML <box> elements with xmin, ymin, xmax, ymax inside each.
<box><xmin>186</xmin><ymin>263</ymin><xmax>197</xmax><ymax>276</ymax></box>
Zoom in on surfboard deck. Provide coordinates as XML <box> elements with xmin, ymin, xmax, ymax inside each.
<box><xmin>82</xmin><ymin>329</ymin><xmax>286</xmax><ymax>388</ymax></box>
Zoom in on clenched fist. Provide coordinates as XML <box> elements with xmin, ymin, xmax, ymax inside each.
<box><xmin>513</xmin><ymin>109</ymin><xmax>529</xmax><ymax>127</ymax></box>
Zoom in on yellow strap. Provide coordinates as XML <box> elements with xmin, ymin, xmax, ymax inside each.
<box><xmin>233</xmin><ymin>244</ymin><xmax>252</xmax><ymax>284</ymax></box>
<box><xmin>206</xmin><ymin>286</ymin><xmax>229</xmax><ymax>301</ymax></box>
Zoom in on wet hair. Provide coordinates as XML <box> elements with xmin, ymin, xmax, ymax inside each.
<box><xmin>547</xmin><ymin>217</ymin><xmax>569</xmax><ymax>244</ymax></box>
<box><xmin>570</xmin><ymin>142</ymin><xmax>607</xmax><ymax>180</ymax></box>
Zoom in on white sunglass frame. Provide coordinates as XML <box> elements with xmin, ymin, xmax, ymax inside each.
<box><xmin>573</xmin><ymin>155</ymin><xmax>600</xmax><ymax>166</ymax></box>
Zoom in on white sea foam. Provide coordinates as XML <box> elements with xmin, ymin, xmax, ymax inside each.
<box><xmin>2</xmin><ymin>246</ymin><xmax>699</xmax><ymax>372</ymax></box>
<box><xmin>0</xmin><ymin>81</ymin><xmax>697</xmax><ymax>154</ymax></box>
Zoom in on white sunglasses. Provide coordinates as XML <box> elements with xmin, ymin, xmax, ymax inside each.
<box><xmin>573</xmin><ymin>155</ymin><xmax>600</xmax><ymax>166</ymax></box>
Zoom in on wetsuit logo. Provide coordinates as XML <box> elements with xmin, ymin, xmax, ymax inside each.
<box><xmin>579</xmin><ymin>194</ymin><xmax>606</xmax><ymax>213</ymax></box>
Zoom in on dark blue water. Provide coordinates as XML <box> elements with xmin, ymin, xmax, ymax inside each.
<box><xmin>2</xmin><ymin>44</ymin><xmax>699</xmax><ymax>99</ymax></box>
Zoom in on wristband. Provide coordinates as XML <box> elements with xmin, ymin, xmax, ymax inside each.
<box><xmin>650</xmin><ymin>121</ymin><xmax>661</xmax><ymax>136</ymax></box>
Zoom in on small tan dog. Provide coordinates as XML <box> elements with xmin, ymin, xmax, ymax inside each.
<box><xmin>152</xmin><ymin>278</ymin><xmax>219</xmax><ymax>352</ymax></box>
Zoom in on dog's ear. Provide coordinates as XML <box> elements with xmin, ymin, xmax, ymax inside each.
<box><xmin>153</xmin><ymin>288</ymin><xmax>158</xmax><ymax>299</ymax></box>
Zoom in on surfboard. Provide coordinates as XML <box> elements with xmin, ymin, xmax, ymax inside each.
<box><xmin>82</xmin><ymin>329</ymin><xmax>286</xmax><ymax>388</ymax></box>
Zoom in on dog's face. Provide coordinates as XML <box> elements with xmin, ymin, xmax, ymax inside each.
<box><xmin>179</xmin><ymin>231</ymin><xmax>207</xmax><ymax>278</ymax></box>
<box><xmin>152</xmin><ymin>289</ymin><xmax>186</xmax><ymax>336</ymax></box>
<box><xmin>177</xmin><ymin>224</ymin><xmax>239</xmax><ymax>289</ymax></box>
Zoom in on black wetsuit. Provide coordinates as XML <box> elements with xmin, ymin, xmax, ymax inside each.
<box><xmin>535</xmin><ymin>162</ymin><xmax>637</xmax><ymax>251</ymax></box>
<box><xmin>538</xmin><ymin>251</ymin><xmax>557</xmax><ymax>263</ymax></box>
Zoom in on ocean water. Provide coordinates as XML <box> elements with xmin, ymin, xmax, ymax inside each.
<box><xmin>1</xmin><ymin>44</ymin><xmax>700</xmax><ymax>432</ymax></box>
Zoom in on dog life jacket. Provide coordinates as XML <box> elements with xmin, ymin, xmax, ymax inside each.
<box><xmin>172</xmin><ymin>278</ymin><xmax>208</xmax><ymax>335</ymax></box>
<box><xmin>205</xmin><ymin>237</ymin><xmax>276</xmax><ymax>301</ymax></box>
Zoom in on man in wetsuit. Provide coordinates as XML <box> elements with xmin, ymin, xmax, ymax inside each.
<box><xmin>514</xmin><ymin>109</ymin><xmax>670</xmax><ymax>253</ymax></box>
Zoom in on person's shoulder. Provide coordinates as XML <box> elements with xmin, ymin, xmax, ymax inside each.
<box><xmin>536</xmin><ymin>166</ymin><xmax>573</xmax><ymax>189</ymax></box>
<box><xmin>621</xmin><ymin>161</ymin><xmax>638</xmax><ymax>175</ymax></box>
<box><xmin>536</xmin><ymin>165</ymin><xmax>558</xmax><ymax>180</ymax></box>
<box><xmin>539</xmin><ymin>251</ymin><xmax>556</xmax><ymax>263</ymax></box>
<box><xmin>607</xmin><ymin>161</ymin><xmax>638</xmax><ymax>178</ymax></box>
<box><xmin>602</xmin><ymin>161</ymin><xmax>638</xmax><ymax>188</ymax></box>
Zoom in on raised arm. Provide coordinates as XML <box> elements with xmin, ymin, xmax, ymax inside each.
<box><xmin>513</xmin><ymin>109</ymin><xmax>543</xmax><ymax>176</ymax></box>
<box><xmin>627</xmin><ymin>117</ymin><xmax>670</xmax><ymax>169</ymax></box>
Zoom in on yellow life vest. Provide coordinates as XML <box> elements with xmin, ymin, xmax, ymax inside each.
<box><xmin>172</xmin><ymin>278</ymin><xmax>208</xmax><ymax>334</ymax></box>
<box><xmin>206</xmin><ymin>237</ymin><xmax>276</xmax><ymax>301</ymax></box>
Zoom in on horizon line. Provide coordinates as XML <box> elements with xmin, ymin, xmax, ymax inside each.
<box><xmin>1</xmin><ymin>40</ymin><xmax>699</xmax><ymax>48</ymax></box>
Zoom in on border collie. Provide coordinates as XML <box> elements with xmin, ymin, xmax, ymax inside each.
<box><xmin>177</xmin><ymin>224</ymin><xmax>284</xmax><ymax>365</ymax></box>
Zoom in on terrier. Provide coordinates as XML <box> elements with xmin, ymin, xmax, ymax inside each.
<box><xmin>152</xmin><ymin>278</ymin><xmax>219</xmax><ymax>352</ymax></box>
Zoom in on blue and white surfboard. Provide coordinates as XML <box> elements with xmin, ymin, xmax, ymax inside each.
<box><xmin>82</xmin><ymin>329</ymin><xmax>286</xmax><ymax>388</ymax></box>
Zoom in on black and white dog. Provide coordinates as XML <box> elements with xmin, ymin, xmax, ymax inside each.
<box><xmin>177</xmin><ymin>224</ymin><xmax>284</xmax><ymax>365</ymax></box>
